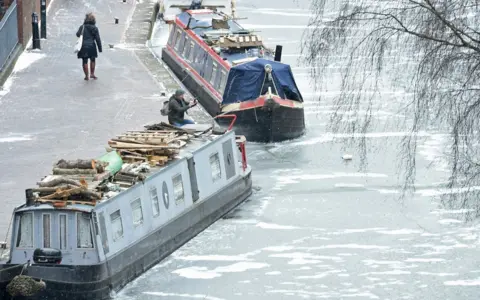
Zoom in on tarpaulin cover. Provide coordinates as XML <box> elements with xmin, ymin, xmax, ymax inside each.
<box><xmin>222</xmin><ymin>58</ymin><xmax>304</xmax><ymax>105</ymax></box>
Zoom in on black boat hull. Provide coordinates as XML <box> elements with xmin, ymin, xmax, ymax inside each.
<box><xmin>161</xmin><ymin>47</ymin><xmax>306</xmax><ymax>143</ymax></box>
<box><xmin>217</xmin><ymin>104</ymin><xmax>306</xmax><ymax>143</ymax></box>
<box><xmin>0</xmin><ymin>171</ymin><xmax>252</xmax><ymax>300</ymax></box>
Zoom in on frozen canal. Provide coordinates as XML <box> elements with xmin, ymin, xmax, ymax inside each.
<box><xmin>117</xmin><ymin>0</ymin><xmax>480</xmax><ymax>299</ymax></box>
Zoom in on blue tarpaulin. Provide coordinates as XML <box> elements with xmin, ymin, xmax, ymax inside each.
<box><xmin>221</xmin><ymin>58</ymin><xmax>303</xmax><ymax>105</ymax></box>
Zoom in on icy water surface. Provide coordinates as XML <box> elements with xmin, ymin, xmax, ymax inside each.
<box><xmin>117</xmin><ymin>0</ymin><xmax>480</xmax><ymax>299</ymax></box>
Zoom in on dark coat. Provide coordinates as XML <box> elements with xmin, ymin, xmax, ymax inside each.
<box><xmin>76</xmin><ymin>21</ymin><xmax>102</xmax><ymax>59</ymax></box>
<box><xmin>168</xmin><ymin>96</ymin><xmax>190</xmax><ymax>124</ymax></box>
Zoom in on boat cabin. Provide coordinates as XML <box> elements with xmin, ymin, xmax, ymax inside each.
<box><xmin>6</xmin><ymin>127</ymin><xmax>249</xmax><ymax>266</ymax></box>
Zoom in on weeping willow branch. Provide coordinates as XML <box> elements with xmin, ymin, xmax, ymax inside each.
<box><xmin>301</xmin><ymin>0</ymin><xmax>480</xmax><ymax>217</ymax></box>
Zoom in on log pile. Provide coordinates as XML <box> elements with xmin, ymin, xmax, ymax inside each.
<box><xmin>27</xmin><ymin>126</ymin><xmax>192</xmax><ymax>205</ymax></box>
<box><xmin>108</xmin><ymin>128</ymin><xmax>190</xmax><ymax>167</ymax></box>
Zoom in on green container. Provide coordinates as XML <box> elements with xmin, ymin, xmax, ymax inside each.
<box><xmin>97</xmin><ymin>151</ymin><xmax>123</xmax><ymax>175</ymax></box>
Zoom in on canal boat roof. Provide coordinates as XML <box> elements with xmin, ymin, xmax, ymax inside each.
<box><xmin>175</xmin><ymin>9</ymin><xmax>274</xmax><ymax>66</ymax></box>
<box><xmin>16</xmin><ymin>124</ymin><xmax>238</xmax><ymax>214</ymax></box>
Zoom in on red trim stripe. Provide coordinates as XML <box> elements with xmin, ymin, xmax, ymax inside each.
<box><xmin>166</xmin><ymin>45</ymin><xmax>222</xmax><ymax>100</ymax></box>
<box><xmin>234</xmin><ymin>96</ymin><xmax>299</xmax><ymax>110</ymax></box>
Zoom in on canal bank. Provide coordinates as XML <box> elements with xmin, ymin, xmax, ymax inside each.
<box><xmin>0</xmin><ymin>0</ymin><xmax>210</xmax><ymax>240</ymax></box>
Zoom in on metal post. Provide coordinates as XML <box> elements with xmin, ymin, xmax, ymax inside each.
<box><xmin>40</xmin><ymin>0</ymin><xmax>47</xmax><ymax>39</ymax></box>
<box><xmin>32</xmin><ymin>12</ymin><xmax>41</xmax><ymax>49</ymax></box>
<box><xmin>274</xmin><ymin>45</ymin><xmax>283</xmax><ymax>62</ymax></box>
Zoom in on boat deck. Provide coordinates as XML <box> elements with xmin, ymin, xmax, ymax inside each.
<box><xmin>27</xmin><ymin>123</ymin><xmax>225</xmax><ymax>209</ymax></box>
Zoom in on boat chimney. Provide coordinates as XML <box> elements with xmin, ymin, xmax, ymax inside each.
<box><xmin>26</xmin><ymin>189</ymin><xmax>35</xmax><ymax>206</ymax></box>
<box><xmin>274</xmin><ymin>45</ymin><xmax>283</xmax><ymax>62</ymax></box>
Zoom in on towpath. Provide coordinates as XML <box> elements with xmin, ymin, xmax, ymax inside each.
<box><xmin>0</xmin><ymin>0</ymin><xmax>207</xmax><ymax>237</ymax></box>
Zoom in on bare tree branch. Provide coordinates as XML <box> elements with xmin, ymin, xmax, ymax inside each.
<box><xmin>301</xmin><ymin>0</ymin><xmax>480</xmax><ymax>218</ymax></box>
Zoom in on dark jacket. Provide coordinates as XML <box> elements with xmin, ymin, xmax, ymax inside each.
<box><xmin>76</xmin><ymin>21</ymin><xmax>102</xmax><ymax>59</ymax></box>
<box><xmin>168</xmin><ymin>96</ymin><xmax>190</xmax><ymax>124</ymax></box>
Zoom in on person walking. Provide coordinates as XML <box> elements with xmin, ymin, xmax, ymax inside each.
<box><xmin>76</xmin><ymin>13</ymin><xmax>103</xmax><ymax>81</ymax></box>
<box><xmin>168</xmin><ymin>89</ymin><xmax>197</xmax><ymax>127</ymax></box>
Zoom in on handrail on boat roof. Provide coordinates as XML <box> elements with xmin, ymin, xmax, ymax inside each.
<box><xmin>214</xmin><ymin>114</ymin><xmax>237</xmax><ymax>131</ymax></box>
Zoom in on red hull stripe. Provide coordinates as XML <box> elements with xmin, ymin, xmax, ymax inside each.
<box><xmin>221</xmin><ymin>96</ymin><xmax>304</xmax><ymax>112</ymax></box>
<box><xmin>166</xmin><ymin>45</ymin><xmax>222</xmax><ymax>101</ymax></box>
<box><xmin>176</xmin><ymin>19</ymin><xmax>231</xmax><ymax>70</ymax></box>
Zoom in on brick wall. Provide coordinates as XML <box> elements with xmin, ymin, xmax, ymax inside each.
<box><xmin>16</xmin><ymin>0</ymin><xmax>50</xmax><ymax>47</ymax></box>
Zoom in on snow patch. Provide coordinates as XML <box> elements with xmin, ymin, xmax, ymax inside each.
<box><xmin>172</xmin><ymin>266</ymin><xmax>220</xmax><ymax>279</ymax></box>
<box><xmin>296</xmin><ymin>270</ymin><xmax>342</xmax><ymax>279</ymax></box>
<box><xmin>302</xmin><ymin>244</ymin><xmax>390</xmax><ymax>250</ymax></box>
<box><xmin>174</xmin><ymin>255</ymin><xmax>250</xmax><ymax>262</ymax></box>
<box><xmin>172</xmin><ymin>262</ymin><xmax>269</xmax><ymax>279</ymax></box>
<box><xmin>265</xmin><ymin>271</ymin><xmax>282</xmax><ymax>275</ymax></box>
<box><xmin>361</xmin><ymin>270</ymin><xmax>411</xmax><ymax>276</ymax></box>
<box><xmin>334</xmin><ymin>183</ymin><xmax>365</xmax><ymax>188</ymax></box>
<box><xmin>405</xmin><ymin>258</ymin><xmax>445</xmax><ymax>263</ymax></box>
<box><xmin>444</xmin><ymin>278</ymin><xmax>480</xmax><ymax>286</ymax></box>
<box><xmin>275</xmin><ymin>172</ymin><xmax>388</xmax><ymax>185</ymax></box>
<box><xmin>376</xmin><ymin>229</ymin><xmax>423</xmax><ymax>235</ymax></box>
<box><xmin>256</xmin><ymin>222</ymin><xmax>299</xmax><ymax>230</ymax></box>
<box><xmin>417</xmin><ymin>272</ymin><xmax>458</xmax><ymax>276</ymax></box>
<box><xmin>430</xmin><ymin>209</ymin><xmax>475</xmax><ymax>215</ymax></box>
<box><xmin>13</xmin><ymin>52</ymin><xmax>46</xmax><ymax>73</ymax></box>
<box><xmin>0</xmin><ymin>135</ymin><xmax>33</xmax><ymax>143</ymax></box>
<box><xmin>263</xmin><ymin>246</ymin><xmax>295</xmax><ymax>252</ymax></box>
<box><xmin>438</xmin><ymin>219</ymin><xmax>462</xmax><ymax>225</ymax></box>
<box><xmin>143</xmin><ymin>292</ymin><xmax>225</xmax><ymax>300</ymax></box>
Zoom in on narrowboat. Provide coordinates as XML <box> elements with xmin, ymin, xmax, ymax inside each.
<box><xmin>158</xmin><ymin>0</ymin><xmax>306</xmax><ymax>143</ymax></box>
<box><xmin>0</xmin><ymin>123</ymin><xmax>252</xmax><ymax>299</ymax></box>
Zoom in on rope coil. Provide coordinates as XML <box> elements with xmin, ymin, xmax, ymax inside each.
<box><xmin>5</xmin><ymin>262</ymin><xmax>46</xmax><ymax>297</ymax></box>
<box><xmin>6</xmin><ymin>275</ymin><xmax>46</xmax><ymax>297</ymax></box>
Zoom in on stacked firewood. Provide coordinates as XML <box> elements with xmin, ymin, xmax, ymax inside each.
<box><xmin>33</xmin><ymin>159</ymin><xmax>105</xmax><ymax>202</ymax></box>
<box><xmin>107</xmin><ymin>128</ymin><xmax>190</xmax><ymax>167</ymax></box>
<box><xmin>28</xmin><ymin>125</ymin><xmax>192</xmax><ymax>204</ymax></box>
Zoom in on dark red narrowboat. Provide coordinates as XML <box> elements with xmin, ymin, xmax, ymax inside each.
<box><xmin>160</xmin><ymin>0</ymin><xmax>306</xmax><ymax>142</ymax></box>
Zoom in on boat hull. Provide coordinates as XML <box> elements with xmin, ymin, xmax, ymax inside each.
<box><xmin>218</xmin><ymin>99</ymin><xmax>305</xmax><ymax>143</ymax></box>
<box><xmin>161</xmin><ymin>47</ymin><xmax>306</xmax><ymax>142</ymax></box>
<box><xmin>0</xmin><ymin>170</ymin><xmax>252</xmax><ymax>300</ymax></box>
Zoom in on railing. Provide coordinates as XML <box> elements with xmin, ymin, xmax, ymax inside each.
<box><xmin>235</xmin><ymin>136</ymin><xmax>247</xmax><ymax>171</ymax></box>
<box><xmin>214</xmin><ymin>114</ymin><xmax>237</xmax><ymax>131</ymax></box>
<box><xmin>0</xmin><ymin>0</ymin><xmax>19</xmax><ymax>72</ymax></box>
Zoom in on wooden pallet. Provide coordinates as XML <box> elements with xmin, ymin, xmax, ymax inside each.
<box><xmin>108</xmin><ymin>140</ymin><xmax>187</xmax><ymax>150</ymax></box>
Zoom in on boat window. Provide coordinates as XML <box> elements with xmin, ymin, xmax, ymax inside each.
<box><xmin>182</xmin><ymin>36</ymin><xmax>190</xmax><ymax>58</ymax></box>
<box><xmin>110</xmin><ymin>210</ymin><xmax>124</xmax><ymax>242</ymax></box>
<box><xmin>15</xmin><ymin>212</ymin><xmax>33</xmax><ymax>248</ymax></box>
<box><xmin>188</xmin><ymin>41</ymin><xmax>195</xmax><ymax>62</ymax></box>
<box><xmin>219</xmin><ymin>70</ymin><xmax>228</xmax><ymax>94</ymax></box>
<box><xmin>168</xmin><ymin>24</ymin><xmax>177</xmax><ymax>46</ymax></box>
<box><xmin>150</xmin><ymin>187</ymin><xmax>160</xmax><ymax>217</ymax></box>
<box><xmin>98</xmin><ymin>212</ymin><xmax>109</xmax><ymax>254</ymax></box>
<box><xmin>131</xmin><ymin>198</ymin><xmax>144</xmax><ymax>227</ymax></box>
<box><xmin>174</xmin><ymin>29</ymin><xmax>183</xmax><ymax>51</ymax></box>
<box><xmin>172</xmin><ymin>174</ymin><xmax>185</xmax><ymax>204</ymax></box>
<box><xmin>195</xmin><ymin>48</ymin><xmax>204</xmax><ymax>64</ymax></box>
<box><xmin>77</xmin><ymin>213</ymin><xmax>94</xmax><ymax>248</ymax></box>
<box><xmin>210</xmin><ymin>153</ymin><xmax>222</xmax><ymax>182</ymax></box>
<box><xmin>59</xmin><ymin>214</ymin><xmax>67</xmax><ymax>250</ymax></box>
<box><xmin>210</xmin><ymin>62</ymin><xmax>218</xmax><ymax>86</ymax></box>
<box><xmin>204</xmin><ymin>57</ymin><xmax>212</xmax><ymax>82</ymax></box>
<box><xmin>42</xmin><ymin>214</ymin><xmax>51</xmax><ymax>248</ymax></box>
